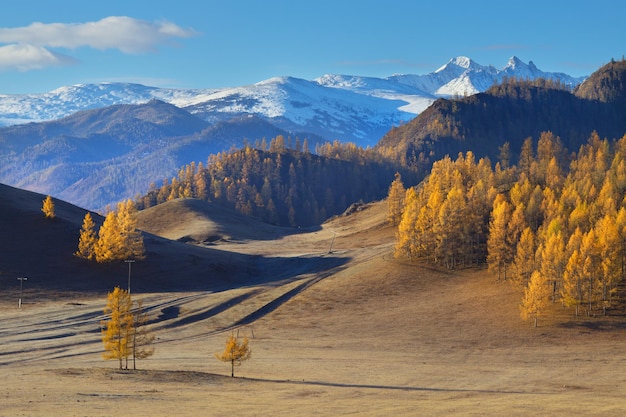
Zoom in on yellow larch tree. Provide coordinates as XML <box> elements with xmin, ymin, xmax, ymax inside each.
<box><xmin>395</xmin><ymin>187</ymin><xmax>419</xmax><ymax>260</ymax></box>
<box><xmin>616</xmin><ymin>207</ymin><xmax>626</xmax><ymax>281</ymax></box>
<box><xmin>419</xmin><ymin>187</ymin><xmax>444</xmax><ymax>263</ymax></box>
<box><xmin>537</xmin><ymin>226</ymin><xmax>566</xmax><ymax>303</ymax></box>
<box><xmin>387</xmin><ymin>172</ymin><xmax>405</xmax><ymax>226</ymax></box>
<box><xmin>94</xmin><ymin>200</ymin><xmax>145</xmax><ymax>263</ymax></box>
<box><xmin>562</xmin><ymin>227</ymin><xmax>585</xmax><ymax>316</ymax></box>
<box><xmin>75</xmin><ymin>212</ymin><xmax>98</xmax><ymax>261</ymax></box>
<box><xmin>215</xmin><ymin>333</ymin><xmax>251</xmax><ymax>377</ymax></box>
<box><xmin>42</xmin><ymin>195</ymin><xmax>55</xmax><ymax>219</ymax></box>
<box><xmin>520</xmin><ymin>270</ymin><xmax>552</xmax><ymax>327</ymax></box>
<box><xmin>580</xmin><ymin>228</ymin><xmax>602</xmax><ymax>314</ymax></box>
<box><xmin>513</xmin><ymin>226</ymin><xmax>535</xmax><ymax>286</ymax></box>
<box><xmin>95</xmin><ymin>210</ymin><xmax>124</xmax><ymax>263</ymax></box>
<box><xmin>435</xmin><ymin>185</ymin><xmax>467</xmax><ymax>269</ymax></box>
<box><xmin>116</xmin><ymin>199</ymin><xmax>145</xmax><ymax>261</ymax></box>
<box><xmin>487</xmin><ymin>196</ymin><xmax>513</xmax><ymax>280</ymax></box>
<box><xmin>101</xmin><ymin>287</ymin><xmax>134</xmax><ymax>370</ymax></box>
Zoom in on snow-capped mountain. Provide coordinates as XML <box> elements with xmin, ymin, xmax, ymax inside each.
<box><xmin>0</xmin><ymin>56</ymin><xmax>586</xmax><ymax>147</ymax></box>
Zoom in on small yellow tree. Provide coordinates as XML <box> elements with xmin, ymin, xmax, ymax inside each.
<box><xmin>42</xmin><ymin>195</ymin><xmax>55</xmax><ymax>219</ymax></box>
<box><xmin>215</xmin><ymin>333</ymin><xmax>251</xmax><ymax>377</ymax></box>
<box><xmin>101</xmin><ymin>287</ymin><xmax>134</xmax><ymax>370</ymax></box>
<box><xmin>520</xmin><ymin>271</ymin><xmax>551</xmax><ymax>327</ymax></box>
<box><xmin>387</xmin><ymin>172</ymin><xmax>405</xmax><ymax>226</ymax></box>
<box><xmin>116</xmin><ymin>200</ymin><xmax>145</xmax><ymax>260</ymax></box>
<box><xmin>75</xmin><ymin>213</ymin><xmax>98</xmax><ymax>260</ymax></box>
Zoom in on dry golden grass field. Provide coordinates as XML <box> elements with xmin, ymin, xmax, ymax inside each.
<box><xmin>2</xmin><ymin>190</ymin><xmax>626</xmax><ymax>416</ymax></box>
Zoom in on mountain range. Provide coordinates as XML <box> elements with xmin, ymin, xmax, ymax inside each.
<box><xmin>0</xmin><ymin>56</ymin><xmax>587</xmax><ymax>211</ymax></box>
<box><xmin>0</xmin><ymin>56</ymin><xmax>585</xmax><ymax>145</ymax></box>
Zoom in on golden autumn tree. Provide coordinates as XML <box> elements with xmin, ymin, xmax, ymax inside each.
<box><xmin>487</xmin><ymin>196</ymin><xmax>513</xmax><ymax>280</ymax></box>
<box><xmin>41</xmin><ymin>195</ymin><xmax>55</xmax><ymax>219</ymax></box>
<box><xmin>596</xmin><ymin>213</ymin><xmax>621</xmax><ymax>313</ymax></box>
<box><xmin>512</xmin><ymin>226</ymin><xmax>535</xmax><ymax>286</ymax></box>
<box><xmin>215</xmin><ymin>333</ymin><xmax>251</xmax><ymax>377</ymax></box>
<box><xmin>579</xmin><ymin>228</ymin><xmax>602</xmax><ymax>314</ymax></box>
<box><xmin>95</xmin><ymin>210</ymin><xmax>124</xmax><ymax>263</ymax></box>
<box><xmin>520</xmin><ymin>270</ymin><xmax>551</xmax><ymax>327</ymax></box>
<box><xmin>435</xmin><ymin>185</ymin><xmax>467</xmax><ymax>269</ymax></box>
<box><xmin>94</xmin><ymin>200</ymin><xmax>144</xmax><ymax>263</ymax></box>
<box><xmin>75</xmin><ymin>212</ymin><xmax>98</xmax><ymax>261</ymax></box>
<box><xmin>395</xmin><ymin>187</ymin><xmax>419</xmax><ymax>260</ymax></box>
<box><xmin>101</xmin><ymin>287</ymin><xmax>134</xmax><ymax>370</ymax></box>
<box><xmin>387</xmin><ymin>172</ymin><xmax>405</xmax><ymax>226</ymax></box>
<box><xmin>562</xmin><ymin>228</ymin><xmax>585</xmax><ymax>316</ymax></box>
<box><xmin>537</xmin><ymin>226</ymin><xmax>566</xmax><ymax>303</ymax></box>
<box><xmin>116</xmin><ymin>200</ymin><xmax>145</xmax><ymax>261</ymax></box>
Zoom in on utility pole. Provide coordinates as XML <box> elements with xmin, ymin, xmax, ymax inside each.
<box><xmin>125</xmin><ymin>260</ymin><xmax>135</xmax><ymax>295</ymax></box>
<box><xmin>328</xmin><ymin>231</ymin><xmax>337</xmax><ymax>254</ymax></box>
<box><xmin>17</xmin><ymin>277</ymin><xmax>27</xmax><ymax>308</ymax></box>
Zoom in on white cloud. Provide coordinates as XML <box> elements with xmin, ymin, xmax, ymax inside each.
<box><xmin>0</xmin><ymin>43</ymin><xmax>77</xmax><ymax>71</ymax></box>
<box><xmin>0</xmin><ymin>16</ymin><xmax>198</xmax><ymax>71</ymax></box>
<box><xmin>0</xmin><ymin>16</ymin><xmax>197</xmax><ymax>53</ymax></box>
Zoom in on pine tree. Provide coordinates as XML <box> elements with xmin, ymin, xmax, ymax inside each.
<box><xmin>42</xmin><ymin>195</ymin><xmax>55</xmax><ymax>219</ymax></box>
<box><xmin>75</xmin><ymin>212</ymin><xmax>98</xmax><ymax>260</ymax></box>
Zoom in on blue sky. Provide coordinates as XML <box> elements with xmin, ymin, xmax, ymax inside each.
<box><xmin>0</xmin><ymin>0</ymin><xmax>623</xmax><ymax>94</ymax></box>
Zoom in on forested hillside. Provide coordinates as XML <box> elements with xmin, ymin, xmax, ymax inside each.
<box><xmin>377</xmin><ymin>59</ymin><xmax>626</xmax><ymax>173</ymax></box>
<box><xmin>136</xmin><ymin>136</ymin><xmax>418</xmax><ymax>227</ymax></box>
<box><xmin>393</xmin><ymin>130</ymin><xmax>626</xmax><ymax>324</ymax></box>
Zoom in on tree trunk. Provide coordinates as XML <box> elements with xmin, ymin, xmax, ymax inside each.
<box><xmin>231</xmin><ymin>359</ymin><xmax>235</xmax><ymax>377</ymax></box>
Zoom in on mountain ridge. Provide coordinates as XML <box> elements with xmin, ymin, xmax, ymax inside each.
<box><xmin>0</xmin><ymin>56</ymin><xmax>586</xmax><ymax>147</ymax></box>
<box><xmin>376</xmin><ymin>59</ymin><xmax>626</xmax><ymax>170</ymax></box>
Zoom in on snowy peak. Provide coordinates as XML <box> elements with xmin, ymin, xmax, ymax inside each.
<box><xmin>504</xmin><ymin>56</ymin><xmax>526</xmax><ymax>70</ymax></box>
<box><xmin>0</xmin><ymin>56</ymin><xmax>587</xmax><ymax>146</ymax></box>
<box><xmin>435</xmin><ymin>56</ymin><xmax>481</xmax><ymax>73</ymax></box>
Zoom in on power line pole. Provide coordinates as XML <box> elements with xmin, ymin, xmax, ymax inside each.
<box><xmin>328</xmin><ymin>231</ymin><xmax>337</xmax><ymax>254</ymax></box>
<box><xmin>17</xmin><ymin>277</ymin><xmax>27</xmax><ymax>308</ymax></box>
<box><xmin>125</xmin><ymin>260</ymin><xmax>135</xmax><ymax>295</ymax></box>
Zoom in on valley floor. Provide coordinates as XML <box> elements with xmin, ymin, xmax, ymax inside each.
<box><xmin>1</xmin><ymin>202</ymin><xmax>625</xmax><ymax>416</ymax></box>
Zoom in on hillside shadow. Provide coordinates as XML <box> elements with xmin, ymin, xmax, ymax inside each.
<box><xmin>557</xmin><ymin>319</ymin><xmax>626</xmax><ymax>331</ymax></box>
<box><xmin>1</xmin><ymin>240</ymin><xmax>350</xmax><ymax>299</ymax></box>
